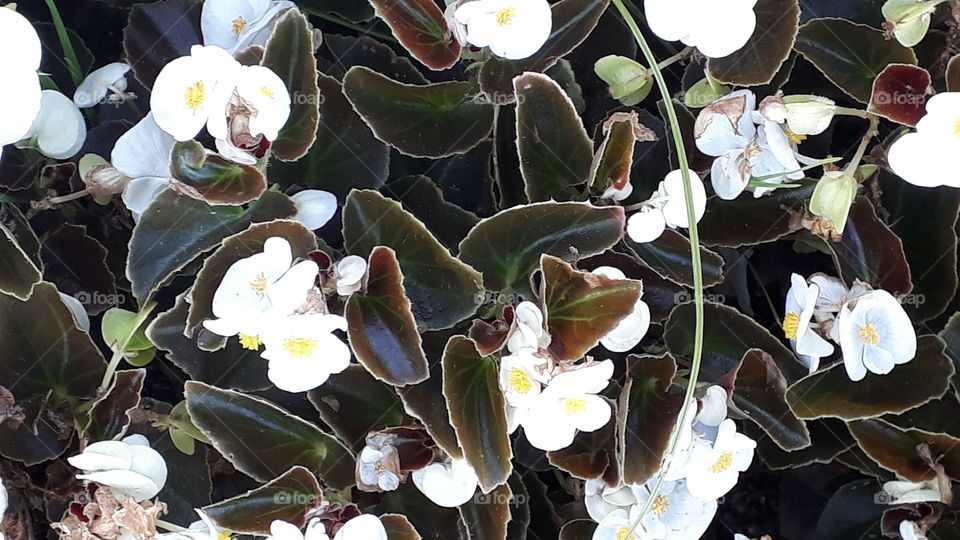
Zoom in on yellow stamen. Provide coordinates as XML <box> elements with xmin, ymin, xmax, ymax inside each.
<box><xmin>564</xmin><ymin>398</ymin><xmax>587</xmax><ymax>415</ymax></box>
<box><xmin>495</xmin><ymin>7</ymin><xmax>516</xmax><ymax>26</ymax></box>
<box><xmin>508</xmin><ymin>368</ymin><xmax>532</xmax><ymax>394</ymax></box>
<box><xmin>782</xmin><ymin>312</ymin><xmax>800</xmax><ymax>340</ymax></box>
<box><xmin>249</xmin><ymin>273</ymin><xmax>268</xmax><ymax>298</ymax></box>
<box><xmin>710</xmin><ymin>451</ymin><xmax>733</xmax><ymax>473</ymax></box>
<box><xmin>954</xmin><ymin>118</ymin><xmax>960</xmax><ymax>137</ymax></box>
<box><xmin>218</xmin><ymin>532</ymin><xmax>232</xmax><ymax>540</ymax></box>
<box><xmin>232</xmin><ymin>16</ymin><xmax>247</xmax><ymax>35</ymax></box>
<box><xmin>859</xmin><ymin>323</ymin><xmax>881</xmax><ymax>345</ymax></box>
<box><xmin>261</xmin><ymin>86</ymin><xmax>275</xmax><ymax>99</ymax></box>
<box><xmin>651</xmin><ymin>494</ymin><xmax>670</xmax><ymax>517</ymax></box>
<box><xmin>785</xmin><ymin>127</ymin><xmax>807</xmax><ymax>144</ymax></box>
<box><xmin>238</xmin><ymin>334</ymin><xmax>261</xmax><ymax>350</ymax></box>
<box><xmin>615</xmin><ymin>527</ymin><xmax>636</xmax><ymax>540</ymax></box>
<box><xmin>184</xmin><ymin>81</ymin><xmax>206</xmax><ymax>112</ymax></box>
<box><xmin>283</xmin><ymin>337</ymin><xmax>318</xmax><ymax>357</ymax></box>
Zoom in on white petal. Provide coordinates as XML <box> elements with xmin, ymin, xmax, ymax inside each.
<box><xmin>627</xmin><ymin>208</ymin><xmax>667</xmax><ymax>243</ymax></box>
<box><xmin>542</xmin><ymin>360</ymin><xmax>614</xmax><ymax>397</ymax></box>
<box><xmin>710</xmin><ymin>150</ymin><xmax>750</xmax><ymax>200</ymax></box>
<box><xmin>601</xmin><ymin>300</ymin><xmax>650</xmax><ymax>352</ymax></box>
<box><xmin>0</xmin><ymin>8</ymin><xmax>41</xmax><ymax>71</ymax></box>
<box><xmin>333</xmin><ymin>514</ymin><xmax>387</xmax><ymax>540</ymax></box>
<box><xmin>336</xmin><ymin>256</ymin><xmax>367</xmax><ymax>296</ymax></box>
<box><xmin>686</xmin><ymin>1</ymin><xmax>756</xmax><ymax>58</ymax></box>
<box><xmin>74</xmin><ymin>62</ymin><xmax>131</xmax><ymax>108</ymax></box>
<box><xmin>487</xmin><ymin>0</ymin><xmax>552</xmax><ymax>60</ymax></box>
<box><xmin>22</xmin><ymin>90</ymin><xmax>86</xmax><ymax>159</ymax></box>
<box><xmin>201</xmin><ymin>0</ymin><xmax>270</xmax><ymax>50</ymax></box>
<box><xmin>268</xmin><ymin>519</ymin><xmax>306</xmax><ymax>540</ymax></box>
<box><xmin>696</xmin><ymin>385</ymin><xmax>727</xmax><ymax>427</ymax></box>
<box><xmin>122</xmin><ymin>177</ymin><xmax>169</xmax><ymax>222</ymax></box>
<box><xmin>77</xmin><ymin>470</ymin><xmax>161</xmax><ymax>501</ymax></box>
<box><xmin>291</xmin><ymin>190</ymin><xmax>337</xmax><ymax>230</ymax></box>
<box><xmin>0</xmin><ymin>68</ymin><xmax>41</xmax><ymax>147</ymax></box>
<box><xmin>659</xmin><ymin>169</ymin><xmax>707</xmax><ymax>228</ymax></box>
<box><xmin>236</xmin><ymin>65</ymin><xmax>291</xmax><ymax>141</ymax></box>
<box><xmin>411</xmin><ymin>460</ymin><xmax>479</xmax><ymax>508</ymax></box>
<box><xmin>644</xmin><ymin>0</ymin><xmax>697</xmax><ymax>42</ymax></box>
<box><xmin>112</xmin><ymin>113</ymin><xmax>176</xmax><ymax>179</ymax></box>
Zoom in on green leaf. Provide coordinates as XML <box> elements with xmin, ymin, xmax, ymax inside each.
<box><xmin>594</xmin><ymin>56</ymin><xmax>651</xmax><ymax>103</ymax></box>
<box><xmin>123</xmin><ymin>0</ymin><xmax>203</xmax><ymax>88</ymax></box>
<box><xmin>828</xmin><ymin>197</ymin><xmax>912</xmax><ymax>297</ymax></box>
<box><xmin>786</xmin><ymin>335</ymin><xmax>953</xmax><ymax>420</ymax></box>
<box><xmin>664</xmin><ymin>301</ymin><xmax>808</xmax><ymax>383</ymax></box>
<box><xmin>148</xmin><ymin>293</ymin><xmax>271</xmax><ymax>391</ymax></box>
<box><xmin>170</xmin><ymin>141</ymin><xmax>267</xmax><ymax>205</ymax></box>
<box><xmin>382</xmin><ymin>175</ymin><xmax>479</xmax><ymax>252</ymax></box>
<box><xmin>442</xmin><ymin>336</ymin><xmax>512</xmax><ymax>493</ymax></box>
<box><xmin>460</xmin><ymin>483</ymin><xmax>511</xmax><ymax>539</ymax></box>
<box><xmin>185</xmin><ymin>381</ymin><xmax>355</xmax><ymax>489</ymax></box>
<box><xmin>368</xmin><ymin>0</ymin><xmax>460</xmax><ymax>70</ymax></box>
<box><xmin>82</xmin><ymin>369</ymin><xmax>145</xmax><ymax>442</ymax></box>
<box><xmin>707</xmin><ymin>0</ymin><xmax>800</xmax><ymax>85</ymax></box>
<box><xmin>747</xmin><ymin>418</ymin><xmax>854</xmax><ymax>471</ymax></box>
<box><xmin>102</xmin><ymin>307</ymin><xmax>155</xmax><ymax>354</ymax></box>
<box><xmin>40</xmin><ymin>224</ymin><xmax>117</xmax><ymax>315</ymax></box>
<box><xmin>322</xmin><ymin>34</ymin><xmax>426</xmax><ymax>83</ymax></box>
<box><xmin>342</xmin><ymin>66</ymin><xmax>494</xmax><ymax>158</ymax></box>
<box><xmin>698</xmin><ymin>181</ymin><xmax>815</xmax><ymax>248</ymax></box>
<box><xmin>729</xmin><ymin>349</ymin><xmax>811</xmax><ymax>451</ymax></box>
<box><xmin>271</xmin><ymin>73</ymin><xmax>389</xmax><ymax>202</ymax></box>
<box><xmin>514</xmin><ymin>72</ymin><xmax>592</xmax><ymax>202</ymax></box>
<box><xmin>624</xmin><ymin>230</ymin><xmax>725</xmax><ymax>288</ymax></box>
<box><xmin>343</xmin><ymin>190</ymin><xmax>483</xmax><ymax>330</ymax></box>
<box><xmin>397</xmin><ymin>340</ymin><xmax>464</xmax><ymax>459</ymax></box>
<box><xmin>478</xmin><ymin>0</ymin><xmax>610</xmax><ymax>97</ymax></box>
<box><xmin>307</xmin><ymin>365</ymin><xmax>408</xmax><ymax>451</ymax></box>
<box><xmin>0</xmin><ymin>283</ymin><xmax>106</xmax><ymax>463</ymax></box>
<box><xmin>203</xmin><ymin>466</ymin><xmax>323</xmax><ymax>535</ymax></box>
<box><xmin>541</xmin><ymin>255</ymin><xmax>642</xmax><ymax>361</ymax></box>
<box><xmin>847</xmin><ymin>418</ymin><xmax>960</xmax><ymax>481</ymax></box>
<box><xmin>345</xmin><ymin>247</ymin><xmax>429</xmax><ymax>385</ymax></box>
<box><xmin>794</xmin><ymin>18</ymin><xmax>918</xmax><ymax>103</ymax></box>
<box><xmin>0</xmin><ymin>222</ymin><xmax>40</xmax><ymax>300</ymax></box>
<box><xmin>127</xmin><ymin>190</ymin><xmax>295</xmax><ymax>303</ymax></box>
<box><xmin>458</xmin><ymin>202</ymin><xmax>625</xmax><ymax>297</ymax></box>
<box><xmin>262</xmin><ymin>8</ymin><xmax>320</xmax><ymax>161</ymax></box>
<box><xmin>186</xmin><ymin>220</ymin><xmax>317</xmax><ymax>338</ymax></box>
<box><xmin>591</xmin><ymin>112</ymin><xmax>650</xmax><ymax>193</ymax></box>
<box><xmin>618</xmin><ymin>354</ymin><xmax>685</xmax><ymax>485</ymax></box>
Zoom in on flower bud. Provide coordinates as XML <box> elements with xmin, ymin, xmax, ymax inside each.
<box><xmin>782</xmin><ymin>95</ymin><xmax>837</xmax><ymax>136</ymax></box>
<box><xmin>686</xmin><ymin>77</ymin><xmax>730</xmax><ymax>110</ymax></box>
<box><xmin>882</xmin><ymin>0</ymin><xmax>941</xmax><ymax>47</ymax></box>
<box><xmin>594</xmin><ymin>55</ymin><xmax>653</xmax><ymax>106</ymax></box>
<box><xmin>810</xmin><ymin>171</ymin><xmax>858</xmax><ymax>234</ymax></box>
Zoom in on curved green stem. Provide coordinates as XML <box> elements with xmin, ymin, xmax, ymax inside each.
<box><xmin>43</xmin><ymin>0</ymin><xmax>84</xmax><ymax>87</ymax></box>
<box><xmin>844</xmin><ymin>115</ymin><xmax>881</xmax><ymax>176</ymax></box>
<box><xmin>611</xmin><ymin>0</ymin><xmax>705</xmax><ymax>531</ymax></box>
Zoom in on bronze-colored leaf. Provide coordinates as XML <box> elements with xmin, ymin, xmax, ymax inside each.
<box><xmin>848</xmin><ymin>418</ymin><xmax>960</xmax><ymax>482</ymax></box>
<box><xmin>729</xmin><ymin>349</ymin><xmax>810</xmax><ymax>451</ymax></box>
<box><xmin>368</xmin><ymin>0</ymin><xmax>460</xmax><ymax>70</ymax></box>
<box><xmin>204</xmin><ymin>466</ymin><xmax>323</xmax><ymax>535</ymax></box>
<box><xmin>707</xmin><ymin>0</ymin><xmax>800</xmax><ymax>85</ymax></box>
<box><xmin>829</xmin><ymin>197</ymin><xmax>912</xmax><ymax>297</ymax></box>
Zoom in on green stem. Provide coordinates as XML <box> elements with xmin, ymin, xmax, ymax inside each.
<box><xmin>301</xmin><ymin>8</ymin><xmax>398</xmax><ymax>43</ymax></box>
<box><xmin>655</xmin><ymin>47</ymin><xmax>693</xmax><ymax>70</ymax></box>
<box><xmin>43</xmin><ymin>0</ymin><xmax>84</xmax><ymax>87</ymax></box>
<box><xmin>844</xmin><ymin>115</ymin><xmax>881</xmax><ymax>176</ymax></box>
<box><xmin>99</xmin><ymin>349</ymin><xmax>125</xmax><ymax>391</ymax></box>
<box><xmin>612</xmin><ymin>0</ymin><xmax>705</xmax><ymax>530</ymax></box>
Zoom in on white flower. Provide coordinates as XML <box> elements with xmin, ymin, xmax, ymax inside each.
<box><xmin>584</xmin><ymin>478</ymin><xmax>637</xmax><ymax>522</ymax></box>
<box><xmin>157</xmin><ymin>509</ymin><xmax>224</xmax><ymax>539</ymax></box>
<box><xmin>807</xmin><ymin>274</ymin><xmax>871</xmax><ymax>315</ymax></box>
<box><xmin>644</xmin><ymin>0</ymin><xmax>757</xmax><ymax>59</ymax></box>
<box><xmin>150</xmin><ymin>45</ymin><xmax>241</xmax><ymax>141</ymax></box>
<box><xmin>74</xmin><ymin>62</ymin><xmax>131</xmax><ymax>108</ymax></box>
<box><xmin>684</xmin><ymin>419</ymin><xmax>755</xmax><ymax>501</ymax></box>
<box><xmin>655</xmin><ymin>169</ymin><xmax>707</xmax><ymax>229</ymax></box>
<box><xmin>499</xmin><ymin>348</ymin><xmax>549</xmax><ymax>408</ymax></box>
<box><xmin>0</xmin><ymin>474</ymin><xmax>7</xmax><ymax>540</ymax></box>
<box><xmin>783</xmin><ymin>273</ymin><xmax>835</xmax><ymax>373</ymax></box>
<box><xmin>358</xmin><ymin>446</ymin><xmax>400</xmax><ymax>492</ymax></box>
<box><xmin>887</xmin><ymin>92</ymin><xmax>960</xmax><ymax>188</ymax></box>
<box><xmin>207</xmin><ymin>64</ymin><xmax>291</xmax><ymax>143</ymax></box>
<box><xmin>601</xmin><ymin>181</ymin><xmax>634</xmax><ymax>202</ymax></box>
<box><xmin>334</xmin><ymin>514</ymin><xmax>388</xmax><ymax>540</ymax></box>
<box><xmin>506</xmin><ymin>301</ymin><xmax>549</xmax><ymax>353</ymax></box>
<box><xmin>267</xmin><ymin>517</ymin><xmax>329</xmax><ymax>540</ymax></box>
<box><xmin>412</xmin><ymin>459</ymin><xmax>479</xmax><ymax>508</ymax></box>
<box><xmin>335</xmin><ymin>256</ymin><xmax>367</xmax><ymax>297</ymax></box>
<box><xmin>521</xmin><ymin>361</ymin><xmax>614</xmax><ymax>451</ymax></box>
<box><xmin>111</xmin><ymin>113</ymin><xmax>175</xmax><ymax>220</ymax></box>
<box><xmin>0</xmin><ymin>7</ymin><xmax>42</xmax><ymax>161</ymax></box>
<box><xmin>882</xmin><ymin>479</ymin><xmax>946</xmax><ymax>504</ymax></box>
<box><xmin>696</xmin><ymin>385</ymin><xmax>728</xmax><ymax>428</ymax></box>
<box><xmin>203</xmin><ymin>236</ymin><xmax>319</xmax><ymax>346</ymax></box>
<box><xmin>626</xmin><ymin>207</ymin><xmax>667</xmax><ymax>243</ymax></box>
<box><xmin>838</xmin><ymin>289</ymin><xmax>917</xmax><ymax>382</ymax></box>
<box><xmin>202</xmin><ymin>0</ymin><xmax>296</xmax><ymax>54</ymax></box>
<box><xmin>592</xmin><ymin>507</ymin><xmax>653</xmax><ymax>540</ymax></box>
<box><xmin>900</xmin><ymin>520</ymin><xmax>927</xmax><ymax>540</ymax></box>
<box><xmin>20</xmin><ymin>90</ymin><xmax>86</xmax><ymax>159</ymax></box>
<box><xmin>592</xmin><ymin>266</ymin><xmax>650</xmax><ymax>352</ymax></box>
<box><xmin>631</xmin><ymin>479</ymin><xmax>718</xmax><ymax>539</ymax></box>
<box><xmin>290</xmin><ymin>190</ymin><xmax>337</xmax><ymax>230</ymax></box>
<box><xmin>453</xmin><ymin>0</ymin><xmax>552</xmax><ymax>60</ymax></box>
<box><xmin>260</xmin><ymin>313</ymin><xmax>351</xmax><ymax>392</ymax></box>
<box><xmin>67</xmin><ymin>434</ymin><xmax>168</xmax><ymax>502</ymax></box>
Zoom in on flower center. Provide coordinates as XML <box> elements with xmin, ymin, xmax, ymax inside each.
<box><xmin>859</xmin><ymin>323</ymin><xmax>881</xmax><ymax>345</ymax></box>
<box><xmin>495</xmin><ymin>7</ymin><xmax>516</xmax><ymax>26</ymax></box>
<box><xmin>651</xmin><ymin>494</ymin><xmax>670</xmax><ymax>517</ymax></box>
<box><xmin>238</xmin><ymin>334</ymin><xmax>261</xmax><ymax>350</ymax></box>
<box><xmin>564</xmin><ymin>398</ymin><xmax>587</xmax><ymax>415</ymax></box>
<box><xmin>785</xmin><ymin>127</ymin><xmax>807</xmax><ymax>144</ymax></box>
<box><xmin>218</xmin><ymin>532</ymin><xmax>232</xmax><ymax>540</ymax></box>
<box><xmin>260</xmin><ymin>86</ymin><xmax>275</xmax><ymax>99</ymax></box>
<box><xmin>615</xmin><ymin>528</ymin><xmax>635</xmax><ymax>540</ymax></box>
<box><xmin>954</xmin><ymin>118</ymin><xmax>960</xmax><ymax>137</ymax></box>
<box><xmin>508</xmin><ymin>368</ymin><xmax>532</xmax><ymax>394</ymax></box>
<box><xmin>283</xmin><ymin>337</ymin><xmax>318</xmax><ymax>357</ymax></box>
<box><xmin>782</xmin><ymin>312</ymin><xmax>800</xmax><ymax>340</ymax></box>
<box><xmin>184</xmin><ymin>81</ymin><xmax>206</xmax><ymax>112</ymax></box>
<box><xmin>232</xmin><ymin>16</ymin><xmax>247</xmax><ymax>35</ymax></box>
<box><xmin>249</xmin><ymin>272</ymin><xmax>268</xmax><ymax>298</ymax></box>
<box><xmin>710</xmin><ymin>451</ymin><xmax>734</xmax><ymax>473</ymax></box>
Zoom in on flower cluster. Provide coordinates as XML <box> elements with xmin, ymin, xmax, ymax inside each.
<box><xmin>783</xmin><ymin>273</ymin><xmax>917</xmax><ymax>379</ymax></box>
<box><xmin>625</xmin><ymin>169</ymin><xmax>708</xmax><ymax>243</ymax></box>
<box><xmin>203</xmin><ymin>236</ymin><xmax>357</xmax><ymax>392</ymax></box>
<box><xmin>589</xmin><ymin>386</ymin><xmax>756</xmax><ymax>539</ymax></box>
